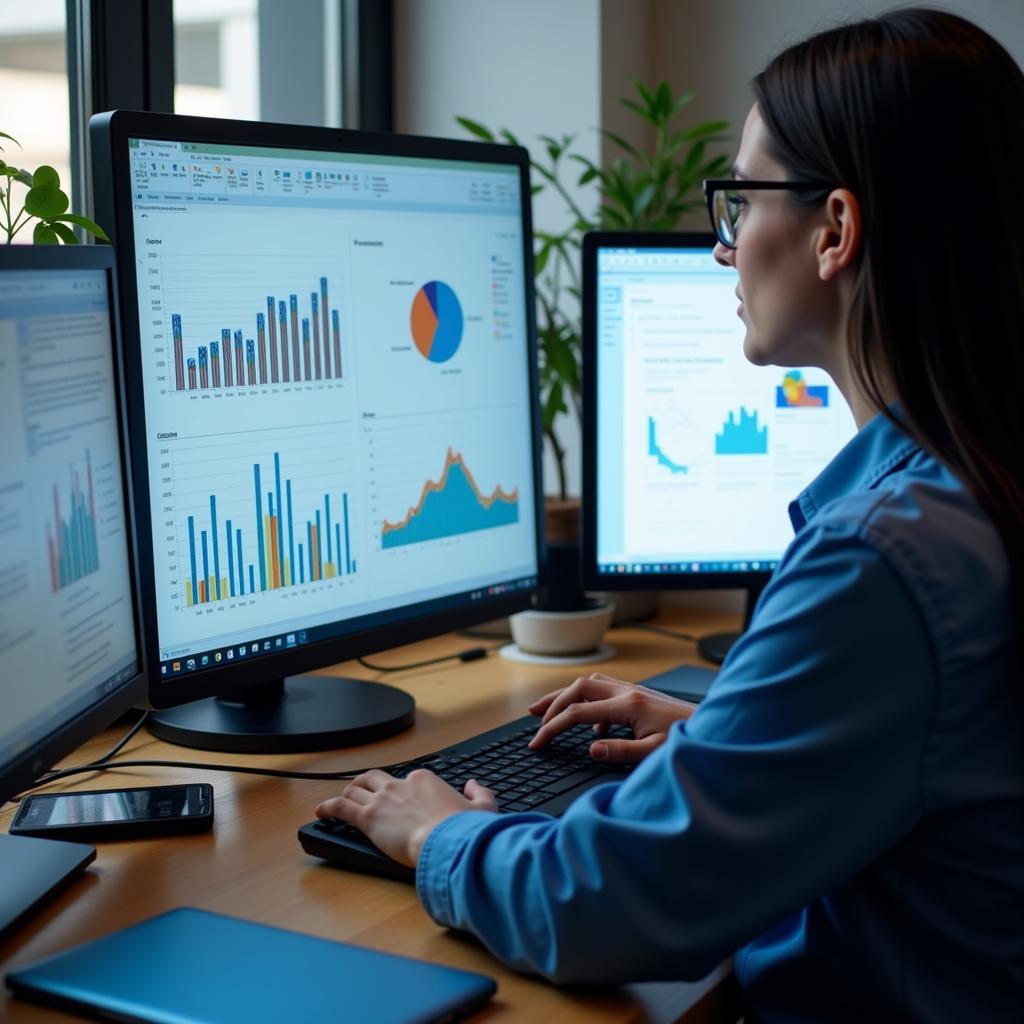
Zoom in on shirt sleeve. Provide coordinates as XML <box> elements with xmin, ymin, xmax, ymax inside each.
<box><xmin>416</xmin><ymin>516</ymin><xmax>936</xmax><ymax>984</ymax></box>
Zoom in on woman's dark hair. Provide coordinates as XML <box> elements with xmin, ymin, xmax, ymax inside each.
<box><xmin>753</xmin><ymin>8</ymin><xmax>1024</xmax><ymax>647</ymax></box>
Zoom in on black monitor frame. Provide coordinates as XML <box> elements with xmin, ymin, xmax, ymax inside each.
<box><xmin>90</xmin><ymin>110</ymin><xmax>546</xmax><ymax>740</ymax></box>
<box><xmin>580</xmin><ymin>231</ymin><xmax>771</xmax><ymax>663</ymax></box>
<box><xmin>0</xmin><ymin>245</ymin><xmax>146</xmax><ymax>944</ymax></box>
<box><xmin>0</xmin><ymin>245</ymin><xmax>145</xmax><ymax>806</ymax></box>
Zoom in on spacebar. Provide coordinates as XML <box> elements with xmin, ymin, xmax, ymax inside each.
<box><xmin>539</xmin><ymin>767</ymin><xmax>605</xmax><ymax>795</ymax></box>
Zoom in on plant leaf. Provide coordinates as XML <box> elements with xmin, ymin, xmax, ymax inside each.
<box><xmin>680</xmin><ymin>119</ymin><xmax>730</xmax><ymax>143</ymax></box>
<box><xmin>53</xmin><ymin>213</ymin><xmax>110</xmax><ymax>240</ymax></box>
<box><xmin>498</xmin><ymin>128</ymin><xmax>521</xmax><ymax>147</ymax></box>
<box><xmin>669</xmin><ymin>90</ymin><xmax>697</xmax><ymax>119</ymax></box>
<box><xmin>655</xmin><ymin>81</ymin><xmax>672</xmax><ymax>121</ymax></box>
<box><xmin>30</xmin><ymin>165</ymin><xmax>60</xmax><ymax>188</ymax></box>
<box><xmin>25</xmin><ymin>180</ymin><xmax>69</xmax><ymax>220</ymax></box>
<box><xmin>600</xmin><ymin>129</ymin><xmax>641</xmax><ymax>162</ymax></box>
<box><xmin>33</xmin><ymin>222</ymin><xmax>60</xmax><ymax>244</ymax></box>
<box><xmin>619</xmin><ymin>97</ymin><xmax>655</xmax><ymax>125</ymax></box>
<box><xmin>634</xmin><ymin>80</ymin><xmax>656</xmax><ymax>111</ymax></box>
<box><xmin>0</xmin><ymin>130</ymin><xmax>20</xmax><ymax>149</ymax></box>
<box><xmin>48</xmin><ymin>221</ymin><xmax>79</xmax><ymax>244</ymax></box>
<box><xmin>454</xmin><ymin>117</ymin><xmax>495</xmax><ymax>142</ymax></box>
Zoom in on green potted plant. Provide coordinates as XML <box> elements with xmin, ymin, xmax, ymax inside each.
<box><xmin>458</xmin><ymin>82</ymin><xmax>729</xmax><ymax>623</ymax></box>
<box><xmin>1</xmin><ymin>131</ymin><xmax>108</xmax><ymax>244</ymax></box>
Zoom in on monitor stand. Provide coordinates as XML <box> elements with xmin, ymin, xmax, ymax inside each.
<box><xmin>147</xmin><ymin>676</ymin><xmax>415</xmax><ymax>754</ymax></box>
<box><xmin>0</xmin><ymin>834</ymin><xmax>96</xmax><ymax>945</ymax></box>
<box><xmin>695</xmin><ymin>579</ymin><xmax>768</xmax><ymax>666</ymax></box>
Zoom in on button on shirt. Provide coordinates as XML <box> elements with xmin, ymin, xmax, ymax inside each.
<box><xmin>416</xmin><ymin>410</ymin><xmax>1024</xmax><ymax>1022</ymax></box>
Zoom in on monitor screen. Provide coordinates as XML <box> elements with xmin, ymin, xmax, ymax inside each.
<box><xmin>585</xmin><ymin>236</ymin><xmax>856</xmax><ymax>586</ymax></box>
<box><xmin>0</xmin><ymin>258</ymin><xmax>139</xmax><ymax>792</ymax></box>
<box><xmin>100</xmin><ymin>117</ymin><xmax>541</xmax><ymax>702</ymax></box>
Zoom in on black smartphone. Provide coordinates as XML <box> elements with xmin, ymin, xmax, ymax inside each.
<box><xmin>10</xmin><ymin>784</ymin><xmax>214</xmax><ymax>842</ymax></box>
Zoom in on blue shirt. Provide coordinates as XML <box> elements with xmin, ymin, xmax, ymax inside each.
<box><xmin>416</xmin><ymin>411</ymin><xmax>1024</xmax><ymax>1022</ymax></box>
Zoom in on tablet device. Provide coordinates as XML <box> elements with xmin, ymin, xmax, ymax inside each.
<box><xmin>7</xmin><ymin>907</ymin><xmax>496</xmax><ymax>1024</ymax></box>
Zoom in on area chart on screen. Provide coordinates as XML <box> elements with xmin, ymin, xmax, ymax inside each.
<box><xmin>381</xmin><ymin>448</ymin><xmax>518</xmax><ymax>548</ymax></box>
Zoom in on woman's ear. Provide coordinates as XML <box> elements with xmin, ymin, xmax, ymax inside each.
<box><xmin>817</xmin><ymin>188</ymin><xmax>862</xmax><ymax>281</ymax></box>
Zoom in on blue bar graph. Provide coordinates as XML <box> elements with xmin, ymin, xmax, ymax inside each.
<box><xmin>182</xmin><ymin>451</ymin><xmax>357</xmax><ymax>607</ymax></box>
<box><xmin>715</xmin><ymin>407</ymin><xmax>768</xmax><ymax>456</ymax></box>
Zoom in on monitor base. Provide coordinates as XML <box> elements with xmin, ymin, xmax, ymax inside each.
<box><xmin>0</xmin><ymin>834</ymin><xmax>96</xmax><ymax>945</ymax></box>
<box><xmin>147</xmin><ymin>675</ymin><xmax>415</xmax><ymax>753</ymax></box>
<box><xmin>696</xmin><ymin>631</ymin><xmax>740</xmax><ymax>666</ymax></box>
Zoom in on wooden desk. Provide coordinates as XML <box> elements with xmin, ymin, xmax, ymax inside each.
<box><xmin>1</xmin><ymin>607</ymin><xmax>742</xmax><ymax>1023</ymax></box>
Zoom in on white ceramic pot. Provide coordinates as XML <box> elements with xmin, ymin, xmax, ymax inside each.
<box><xmin>509</xmin><ymin>602</ymin><xmax>615</xmax><ymax>656</ymax></box>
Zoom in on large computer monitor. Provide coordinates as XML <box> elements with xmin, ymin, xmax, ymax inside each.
<box><xmin>91</xmin><ymin>111</ymin><xmax>544</xmax><ymax>753</ymax></box>
<box><xmin>0</xmin><ymin>246</ymin><xmax>143</xmax><ymax>940</ymax></box>
<box><xmin>581</xmin><ymin>232</ymin><xmax>857</xmax><ymax>665</ymax></box>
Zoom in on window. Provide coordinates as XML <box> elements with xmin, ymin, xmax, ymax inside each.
<box><xmin>0</xmin><ymin>0</ymin><xmax>71</xmax><ymax>239</ymax></box>
<box><xmin>173</xmin><ymin>0</ymin><xmax>344</xmax><ymax>127</ymax></box>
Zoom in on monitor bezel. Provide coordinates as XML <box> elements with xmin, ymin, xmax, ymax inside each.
<box><xmin>0</xmin><ymin>244</ymin><xmax>145</xmax><ymax>804</ymax></box>
<box><xmin>90</xmin><ymin>110</ymin><xmax>546</xmax><ymax>711</ymax></box>
<box><xmin>580</xmin><ymin>230</ymin><xmax>774</xmax><ymax>593</ymax></box>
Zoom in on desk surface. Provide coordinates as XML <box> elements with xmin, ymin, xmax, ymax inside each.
<box><xmin>1</xmin><ymin>606</ymin><xmax>742</xmax><ymax>1023</ymax></box>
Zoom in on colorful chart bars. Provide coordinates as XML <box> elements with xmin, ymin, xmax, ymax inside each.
<box><xmin>47</xmin><ymin>450</ymin><xmax>101</xmax><ymax>592</ymax></box>
<box><xmin>172</xmin><ymin>276</ymin><xmax>343</xmax><ymax>392</ymax></box>
<box><xmin>716</xmin><ymin>407</ymin><xmax>768</xmax><ymax>455</ymax></box>
<box><xmin>183</xmin><ymin>452</ymin><xmax>356</xmax><ymax>607</ymax></box>
<box><xmin>647</xmin><ymin>416</ymin><xmax>688</xmax><ymax>474</ymax></box>
<box><xmin>381</xmin><ymin>448</ymin><xmax>518</xmax><ymax>549</ymax></box>
<box><xmin>776</xmin><ymin>370</ymin><xmax>829</xmax><ymax>408</ymax></box>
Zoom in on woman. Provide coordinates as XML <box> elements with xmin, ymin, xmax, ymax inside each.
<box><xmin>316</xmin><ymin>9</ymin><xmax>1023</xmax><ymax>1019</ymax></box>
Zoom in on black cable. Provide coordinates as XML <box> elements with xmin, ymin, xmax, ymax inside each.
<box><xmin>357</xmin><ymin>644</ymin><xmax>497</xmax><ymax>673</ymax></box>
<box><xmin>13</xmin><ymin>755</ymin><xmax>401</xmax><ymax>801</ymax></box>
<box><xmin>630</xmin><ymin>623</ymin><xmax>701</xmax><ymax>643</ymax></box>
<box><xmin>5</xmin><ymin>710</ymin><xmax>154</xmax><ymax>808</ymax></box>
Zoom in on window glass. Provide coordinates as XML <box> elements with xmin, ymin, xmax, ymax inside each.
<box><xmin>174</xmin><ymin>0</ymin><xmax>260</xmax><ymax>119</ymax></box>
<box><xmin>0</xmin><ymin>0</ymin><xmax>71</xmax><ymax>241</ymax></box>
<box><xmin>174</xmin><ymin>0</ymin><xmax>342</xmax><ymax>127</ymax></box>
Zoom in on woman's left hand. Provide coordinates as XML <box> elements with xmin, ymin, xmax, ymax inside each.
<box><xmin>315</xmin><ymin>770</ymin><xmax>498</xmax><ymax>868</ymax></box>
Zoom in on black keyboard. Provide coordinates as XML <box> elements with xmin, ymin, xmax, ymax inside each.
<box><xmin>298</xmin><ymin>715</ymin><xmax>633</xmax><ymax>882</ymax></box>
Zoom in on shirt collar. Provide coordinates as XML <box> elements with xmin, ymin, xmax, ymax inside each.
<box><xmin>789</xmin><ymin>406</ymin><xmax>920</xmax><ymax>532</ymax></box>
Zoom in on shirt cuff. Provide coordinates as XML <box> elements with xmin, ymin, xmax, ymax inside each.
<box><xmin>415</xmin><ymin>810</ymin><xmax>496</xmax><ymax>927</ymax></box>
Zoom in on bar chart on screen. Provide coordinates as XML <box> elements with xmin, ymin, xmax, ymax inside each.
<box><xmin>148</xmin><ymin>254</ymin><xmax>347</xmax><ymax>397</ymax></box>
<box><xmin>154</xmin><ymin>423</ymin><xmax>362</xmax><ymax>630</ymax></box>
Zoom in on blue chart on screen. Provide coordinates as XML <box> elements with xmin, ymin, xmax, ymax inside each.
<box><xmin>648</xmin><ymin>417</ymin><xmax>688</xmax><ymax>474</ymax></box>
<box><xmin>716</xmin><ymin>408</ymin><xmax>768</xmax><ymax>455</ymax></box>
<box><xmin>411</xmin><ymin>281</ymin><xmax>464</xmax><ymax>364</ymax></box>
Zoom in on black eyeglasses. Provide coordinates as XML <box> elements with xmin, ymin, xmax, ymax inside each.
<box><xmin>703</xmin><ymin>178</ymin><xmax>833</xmax><ymax>249</ymax></box>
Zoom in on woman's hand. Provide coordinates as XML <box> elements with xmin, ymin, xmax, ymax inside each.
<box><xmin>315</xmin><ymin>770</ymin><xmax>498</xmax><ymax>868</ymax></box>
<box><xmin>527</xmin><ymin>673</ymin><xmax>697</xmax><ymax>764</ymax></box>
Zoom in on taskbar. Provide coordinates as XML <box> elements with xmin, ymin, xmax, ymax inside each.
<box><xmin>158</xmin><ymin>574</ymin><xmax>538</xmax><ymax>678</ymax></box>
<box><xmin>598</xmin><ymin>559</ymin><xmax>779</xmax><ymax>576</ymax></box>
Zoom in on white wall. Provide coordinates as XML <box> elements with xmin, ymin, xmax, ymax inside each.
<box><xmin>649</xmin><ymin>0</ymin><xmax>1024</xmax><ymax>151</ymax></box>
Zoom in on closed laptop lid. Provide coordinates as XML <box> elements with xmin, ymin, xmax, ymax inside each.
<box><xmin>7</xmin><ymin>907</ymin><xmax>496</xmax><ymax>1024</ymax></box>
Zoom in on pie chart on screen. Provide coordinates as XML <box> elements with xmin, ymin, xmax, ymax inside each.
<box><xmin>411</xmin><ymin>280</ymin><xmax>464</xmax><ymax>363</ymax></box>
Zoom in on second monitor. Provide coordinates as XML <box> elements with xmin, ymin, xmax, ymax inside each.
<box><xmin>91</xmin><ymin>112</ymin><xmax>544</xmax><ymax>752</ymax></box>
<box><xmin>581</xmin><ymin>232</ymin><xmax>857</xmax><ymax>666</ymax></box>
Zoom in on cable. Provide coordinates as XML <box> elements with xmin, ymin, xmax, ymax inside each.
<box><xmin>5</xmin><ymin>710</ymin><xmax>154</xmax><ymax>808</ymax></box>
<box><xmin>13</xmin><ymin>755</ymin><xmax>401</xmax><ymax>802</ymax></box>
<box><xmin>629</xmin><ymin>623</ymin><xmax>701</xmax><ymax>643</ymax></box>
<box><xmin>357</xmin><ymin>644</ymin><xmax>498</xmax><ymax>673</ymax></box>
